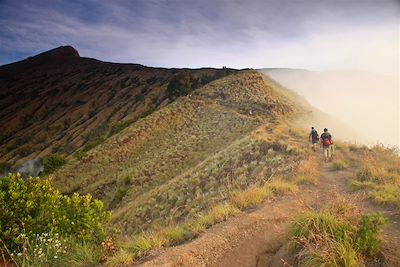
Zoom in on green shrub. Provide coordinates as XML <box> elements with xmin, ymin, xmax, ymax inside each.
<box><xmin>109</xmin><ymin>120</ymin><xmax>134</xmax><ymax>136</ymax></box>
<box><xmin>83</xmin><ymin>136</ymin><xmax>106</xmax><ymax>152</ymax></box>
<box><xmin>43</xmin><ymin>154</ymin><xmax>66</xmax><ymax>174</ymax></box>
<box><xmin>331</xmin><ymin>160</ymin><xmax>348</xmax><ymax>171</ymax></box>
<box><xmin>166</xmin><ymin>71</ymin><xmax>192</xmax><ymax>99</ymax></box>
<box><xmin>356</xmin><ymin>213</ymin><xmax>388</xmax><ymax>255</ymax></box>
<box><xmin>370</xmin><ymin>185</ymin><xmax>400</xmax><ymax>207</ymax></box>
<box><xmin>0</xmin><ymin>173</ymin><xmax>111</xmax><ymax>254</ymax></box>
<box><xmin>73</xmin><ymin>150</ymin><xmax>87</xmax><ymax>160</ymax></box>
<box><xmin>290</xmin><ymin>209</ymin><xmax>387</xmax><ymax>266</ymax></box>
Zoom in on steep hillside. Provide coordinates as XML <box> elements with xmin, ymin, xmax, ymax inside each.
<box><xmin>0</xmin><ymin>46</ymin><xmax>235</xmax><ymax>173</ymax></box>
<box><xmin>53</xmin><ymin>71</ymin><xmax>306</xmax><ymax>234</ymax></box>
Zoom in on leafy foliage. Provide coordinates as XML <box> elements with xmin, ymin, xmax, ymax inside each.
<box><xmin>0</xmin><ymin>173</ymin><xmax>110</xmax><ymax>253</ymax></box>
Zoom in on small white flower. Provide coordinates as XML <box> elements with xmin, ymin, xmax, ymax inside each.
<box><xmin>17</xmin><ymin>253</ymin><xmax>22</xmax><ymax>257</ymax></box>
<box><xmin>54</xmin><ymin>255</ymin><xmax>58</xmax><ymax>259</ymax></box>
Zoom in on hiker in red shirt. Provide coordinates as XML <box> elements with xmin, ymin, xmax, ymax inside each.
<box><xmin>320</xmin><ymin>128</ymin><xmax>333</xmax><ymax>162</ymax></box>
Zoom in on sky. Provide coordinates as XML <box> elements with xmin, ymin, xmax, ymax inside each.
<box><xmin>0</xmin><ymin>0</ymin><xmax>399</xmax><ymax>76</ymax></box>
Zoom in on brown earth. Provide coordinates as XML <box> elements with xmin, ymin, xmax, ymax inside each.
<box><xmin>134</xmin><ymin>128</ymin><xmax>400</xmax><ymax>267</ymax></box>
<box><xmin>0</xmin><ymin>46</ymin><xmax>235</xmax><ymax>169</ymax></box>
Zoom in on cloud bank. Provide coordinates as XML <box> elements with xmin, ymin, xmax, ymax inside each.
<box><xmin>0</xmin><ymin>0</ymin><xmax>398</xmax><ymax>76</ymax></box>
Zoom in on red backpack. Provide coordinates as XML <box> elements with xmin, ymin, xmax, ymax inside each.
<box><xmin>323</xmin><ymin>138</ymin><xmax>331</xmax><ymax>146</ymax></box>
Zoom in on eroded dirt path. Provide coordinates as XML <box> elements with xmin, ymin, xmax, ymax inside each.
<box><xmin>136</xmin><ymin>129</ymin><xmax>400</xmax><ymax>267</ymax></box>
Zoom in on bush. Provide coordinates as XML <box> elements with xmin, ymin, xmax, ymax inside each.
<box><xmin>331</xmin><ymin>160</ymin><xmax>348</xmax><ymax>171</ymax></box>
<box><xmin>109</xmin><ymin>120</ymin><xmax>134</xmax><ymax>136</ymax></box>
<box><xmin>356</xmin><ymin>213</ymin><xmax>388</xmax><ymax>255</ymax></box>
<box><xmin>0</xmin><ymin>173</ymin><xmax>111</xmax><ymax>254</ymax></box>
<box><xmin>166</xmin><ymin>71</ymin><xmax>192</xmax><ymax>99</ymax></box>
<box><xmin>290</xmin><ymin>209</ymin><xmax>387</xmax><ymax>266</ymax></box>
<box><xmin>370</xmin><ymin>185</ymin><xmax>400</xmax><ymax>207</ymax></box>
<box><xmin>43</xmin><ymin>154</ymin><xmax>66</xmax><ymax>174</ymax></box>
<box><xmin>83</xmin><ymin>136</ymin><xmax>106</xmax><ymax>152</ymax></box>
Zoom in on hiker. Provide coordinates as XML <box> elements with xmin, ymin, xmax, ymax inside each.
<box><xmin>320</xmin><ymin>128</ymin><xmax>333</xmax><ymax>162</ymax></box>
<box><xmin>308</xmin><ymin>127</ymin><xmax>319</xmax><ymax>151</ymax></box>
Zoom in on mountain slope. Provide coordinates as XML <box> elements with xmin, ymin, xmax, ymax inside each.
<box><xmin>53</xmin><ymin>71</ymin><xmax>306</xmax><ymax>234</ymax></box>
<box><xmin>0</xmin><ymin>46</ymin><xmax>235</xmax><ymax>172</ymax></box>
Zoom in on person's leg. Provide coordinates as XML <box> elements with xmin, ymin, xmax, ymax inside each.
<box><xmin>323</xmin><ymin>146</ymin><xmax>328</xmax><ymax>162</ymax></box>
<box><xmin>327</xmin><ymin>145</ymin><xmax>331</xmax><ymax>161</ymax></box>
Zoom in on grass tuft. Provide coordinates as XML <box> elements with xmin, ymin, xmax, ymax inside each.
<box><xmin>350</xmin><ymin>180</ymin><xmax>375</xmax><ymax>191</ymax></box>
<box><xmin>265</xmin><ymin>180</ymin><xmax>298</xmax><ymax>195</ymax></box>
<box><xmin>159</xmin><ymin>225</ymin><xmax>193</xmax><ymax>246</ymax></box>
<box><xmin>370</xmin><ymin>185</ymin><xmax>400</xmax><ymax>207</ymax></box>
<box><xmin>290</xmin><ymin>200</ymin><xmax>387</xmax><ymax>267</ymax></box>
<box><xmin>104</xmin><ymin>249</ymin><xmax>133</xmax><ymax>267</ymax></box>
<box><xmin>230</xmin><ymin>185</ymin><xmax>272</xmax><ymax>210</ymax></box>
<box><xmin>65</xmin><ymin>243</ymin><xmax>102</xmax><ymax>267</ymax></box>
<box><xmin>294</xmin><ymin>156</ymin><xmax>319</xmax><ymax>185</ymax></box>
<box><xmin>331</xmin><ymin>160</ymin><xmax>348</xmax><ymax>171</ymax></box>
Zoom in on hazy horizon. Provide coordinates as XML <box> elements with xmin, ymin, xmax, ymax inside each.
<box><xmin>0</xmin><ymin>0</ymin><xmax>399</xmax><ymax>76</ymax></box>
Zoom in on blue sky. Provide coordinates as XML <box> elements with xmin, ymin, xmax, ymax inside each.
<box><xmin>0</xmin><ymin>0</ymin><xmax>399</xmax><ymax>75</ymax></box>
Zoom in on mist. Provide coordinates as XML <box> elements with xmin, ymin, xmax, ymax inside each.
<box><xmin>261</xmin><ymin>69</ymin><xmax>399</xmax><ymax>147</ymax></box>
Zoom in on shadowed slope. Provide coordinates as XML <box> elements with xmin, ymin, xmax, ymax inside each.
<box><xmin>0</xmin><ymin>46</ymin><xmax>234</xmax><ymax>170</ymax></box>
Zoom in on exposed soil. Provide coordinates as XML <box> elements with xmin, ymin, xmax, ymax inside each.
<box><xmin>135</xmin><ymin>129</ymin><xmax>400</xmax><ymax>267</ymax></box>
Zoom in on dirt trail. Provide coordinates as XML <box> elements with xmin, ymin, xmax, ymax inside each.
<box><xmin>136</xmin><ymin>130</ymin><xmax>400</xmax><ymax>267</ymax></box>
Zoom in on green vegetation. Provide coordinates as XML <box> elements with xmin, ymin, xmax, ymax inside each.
<box><xmin>230</xmin><ymin>180</ymin><xmax>298</xmax><ymax>210</ymax></box>
<box><xmin>109</xmin><ymin>120</ymin><xmax>134</xmax><ymax>136</ymax></box>
<box><xmin>290</xmin><ymin>200</ymin><xmax>387</xmax><ymax>266</ymax></box>
<box><xmin>166</xmin><ymin>71</ymin><xmax>192</xmax><ymax>98</ymax></box>
<box><xmin>231</xmin><ymin>185</ymin><xmax>272</xmax><ymax>210</ymax></box>
<box><xmin>0</xmin><ymin>173</ymin><xmax>110</xmax><ymax>265</ymax></box>
<box><xmin>331</xmin><ymin>160</ymin><xmax>348</xmax><ymax>171</ymax></box>
<box><xmin>43</xmin><ymin>154</ymin><xmax>66</xmax><ymax>174</ymax></box>
<box><xmin>349</xmin><ymin>145</ymin><xmax>400</xmax><ymax>207</ymax></box>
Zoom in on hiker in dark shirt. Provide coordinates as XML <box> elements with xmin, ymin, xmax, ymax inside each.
<box><xmin>309</xmin><ymin>127</ymin><xmax>319</xmax><ymax>151</ymax></box>
<box><xmin>320</xmin><ymin>128</ymin><xmax>333</xmax><ymax>162</ymax></box>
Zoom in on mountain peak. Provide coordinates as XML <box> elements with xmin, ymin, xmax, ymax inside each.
<box><xmin>0</xmin><ymin>45</ymin><xmax>81</xmax><ymax>74</ymax></box>
<box><xmin>48</xmin><ymin>45</ymin><xmax>80</xmax><ymax>58</ymax></box>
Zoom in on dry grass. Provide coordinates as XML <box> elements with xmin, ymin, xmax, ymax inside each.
<box><xmin>265</xmin><ymin>180</ymin><xmax>299</xmax><ymax>195</ymax></box>
<box><xmin>104</xmin><ymin>249</ymin><xmax>133</xmax><ymax>267</ymax></box>
<box><xmin>294</xmin><ymin>156</ymin><xmax>319</xmax><ymax>185</ymax></box>
<box><xmin>290</xmin><ymin>198</ymin><xmax>388</xmax><ymax>267</ymax></box>
<box><xmin>347</xmin><ymin>145</ymin><xmax>400</xmax><ymax>207</ymax></box>
<box><xmin>108</xmin><ymin>203</ymin><xmax>240</xmax><ymax>266</ymax></box>
<box><xmin>231</xmin><ymin>185</ymin><xmax>272</xmax><ymax>210</ymax></box>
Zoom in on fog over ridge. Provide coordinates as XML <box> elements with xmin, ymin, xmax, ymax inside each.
<box><xmin>261</xmin><ymin>69</ymin><xmax>399</xmax><ymax>148</ymax></box>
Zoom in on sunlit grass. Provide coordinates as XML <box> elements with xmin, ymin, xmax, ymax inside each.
<box><xmin>290</xmin><ymin>199</ymin><xmax>387</xmax><ymax>267</ymax></box>
<box><xmin>331</xmin><ymin>160</ymin><xmax>348</xmax><ymax>171</ymax></box>
<box><xmin>370</xmin><ymin>185</ymin><xmax>400</xmax><ymax>207</ymax></box>
<box><xmin>104</xmin><ymin>249</ymin><xmax>133</xmax><ymax>267</ymax></box>
<box><xmin>294</xmin><ymin>156</ymin><xmax>319</xmax><ymax>185</ymax></box>
<box><xmin>230</xmin><ymin>185</ymin><xmax>272</xmax><ymax>210</ymax></box>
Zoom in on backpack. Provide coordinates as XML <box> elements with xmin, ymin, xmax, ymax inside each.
<box><xmin>323</xmin><ymin>138</ymin><xmax>331</xmax><ymax>146</ymax></box>
<box><xmin>322</xmin><ymin>133</ymin><xmax>331</xmax><ymax>146</ymax></box>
